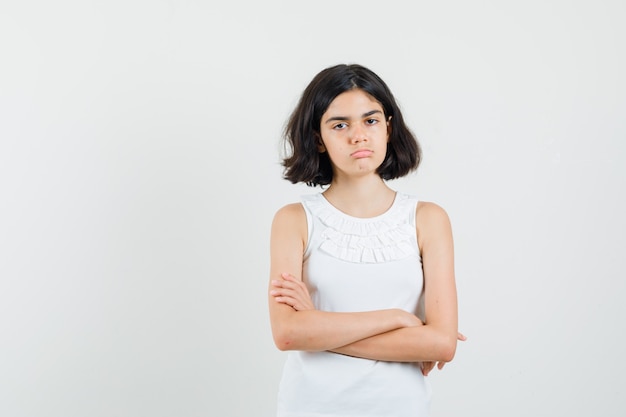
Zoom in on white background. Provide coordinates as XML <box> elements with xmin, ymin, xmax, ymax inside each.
<box><xmin>1</xmin><ymin>1</ymin><xmax>625</xmax><ymax>416</ymax></box>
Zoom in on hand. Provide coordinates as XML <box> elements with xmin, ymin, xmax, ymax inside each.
<box><xmin>398</xmin><ymin>310</ymin><xmax>424</xmax><ymax>328</ymax></box>
<box><xmin>270</xmin><ymin>272</ymin><xmax>315</xmax><ymax>311</ymax></box>
<box><xmin>421</xmin><ymin>331</ymin><xmax>467</xmax><ymax>376</ymax></box>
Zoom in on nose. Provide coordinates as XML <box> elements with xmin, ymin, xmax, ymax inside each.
<box><xmin>350</xmin><ymin>124</ymin><xmax>367</xmax><ymax>144</ymax></box>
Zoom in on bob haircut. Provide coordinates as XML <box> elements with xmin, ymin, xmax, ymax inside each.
<box><xmin>282</xmin><ymin>63</ymin><xmax>421</xmax><ymax>187</ymax></box>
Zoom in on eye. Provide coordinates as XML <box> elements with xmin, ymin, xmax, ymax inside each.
<box><xmin>333</xmin><ymin>122</ymin><xmax>348</xmax><ymax>130</ymax></box>
<box><xmin>365</xmin><ymin>118</ymin><xmax>379</xmax><ymax>125</ymax></box>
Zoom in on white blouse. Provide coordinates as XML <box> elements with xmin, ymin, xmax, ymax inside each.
<box><xmin>277</xmin><ymin>192</ymin><xmax>430</xmax><ymax>417</ymax></box>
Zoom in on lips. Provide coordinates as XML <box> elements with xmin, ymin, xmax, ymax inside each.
<box><xmin>351</xmin><ymin>149</ymin><xmax>373</xmax><ymax>158</ymax></box>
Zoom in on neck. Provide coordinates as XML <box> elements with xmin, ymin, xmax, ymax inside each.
<box><xmin>323</xmin><ymin>175</ymin><xmax>396</xmax><ymax>218</ymax></box>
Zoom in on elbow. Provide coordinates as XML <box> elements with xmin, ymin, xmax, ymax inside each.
<box><xmin>440</xmin><ymin>344</ymin><xmax>456</xmax><ymax>363</ymax></box>
<box><xmin>273</xmin><ymin>334</ymin><xmax>295</xmax><ymax>351</ymax></box>
<box><xmin>438</xmin><ymin>334</ymin><xmax>457</xmax><ymax>362</ymax></box>
<box><xmin>272</xmin><ymin>323</ymin><xmax>298</xmax><ymax>351</ymax></box>
<box><xmin>274</xmin><ymin>328</ymin><xmax>317</xmax><ymax>352</ymax></box>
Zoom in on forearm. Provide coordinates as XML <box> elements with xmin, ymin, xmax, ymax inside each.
<box><xmin>330</xmin><ymin>324</ymin><xmax>457</xmax><ymax>362</ymax></box>
<box><xmin>271</xmin><ymin>307</ymin><xmax>412</xmax><ymax>352</ymax></box>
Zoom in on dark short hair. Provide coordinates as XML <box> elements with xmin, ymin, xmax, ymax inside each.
<box><xmin>281</xmin><ymin>64</ymin><xmax>421</xmax><ymax>187</ymax></box>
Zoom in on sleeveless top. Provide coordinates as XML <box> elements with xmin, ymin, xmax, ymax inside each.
<box><xmin>276</xmin><ymin>192</ymin><xmax>430</xmax><ymax>417</ymax></box>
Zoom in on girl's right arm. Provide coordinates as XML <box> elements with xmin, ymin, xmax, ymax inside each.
<box><xmin>268</xmin><ymin>203</ymin><xmax>419</xmax><ymax>352</ymax></box>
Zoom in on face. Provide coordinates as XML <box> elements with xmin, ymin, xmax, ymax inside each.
<box><xmin>318</xmin><ymin>89</ymin><xmax>390</xmax><ymax>180</ymax></box>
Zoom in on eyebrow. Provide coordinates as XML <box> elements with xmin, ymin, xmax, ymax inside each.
<box><xmin>324</xmin><ymin>109</ymin><xmax>383</xmax><ymax>124</ymax></box>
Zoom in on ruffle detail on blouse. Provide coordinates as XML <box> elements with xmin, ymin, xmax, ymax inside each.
<box><xmin>303</xmin><ymin>193</ymin><xmax>417</xmax><ymax>263</ymax></box>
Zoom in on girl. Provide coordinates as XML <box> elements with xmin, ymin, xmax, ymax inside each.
<box><xmin>268</xmin><ymin>63</ymin><xmax>461</xmax><ymax>417</ymax></box>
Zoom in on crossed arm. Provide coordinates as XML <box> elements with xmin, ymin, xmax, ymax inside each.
<box><xmin>268</xmin><ymin>202</ymin><xmax>463</xmax><ymax>373</ymax></box>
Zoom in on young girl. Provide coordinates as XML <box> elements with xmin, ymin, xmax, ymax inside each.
<box><xmin>268</xmin><ymin>64</ymin><xmax>461</xmax><ymax>417</ymax></box>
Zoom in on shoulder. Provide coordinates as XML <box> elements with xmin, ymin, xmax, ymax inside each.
<box><xmin>271</xmin><ymin>202</ymin><xmax>308</xmax><ymax>248</ymax></box>
<box><xmin>272</xmin><ymin>203</ymin><xmax>307</xmax><ymax>231</ymax></box>
<box><xmin>415</xmin><ymin>201</ymin><xmax>453</xmax><ymax>247</ymax></box>
<box><xmin>415</xmin><ymin>201</ymin><xmax>450</xmax><ymax>223</ymax></box>
<box><xmin>274</xmin><ymin>202</ymin><xmax>305</xmax><ymax>218</ymax></box>
<box><xmin>273</xmin><ymin>192</ymin><xmax>323</xmax><ymax>223</ymax></box>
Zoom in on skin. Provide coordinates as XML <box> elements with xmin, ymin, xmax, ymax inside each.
<box><xmin>268</xmin><ymin>89</ymin><xmax>464</xmax><ymax>375</ymax></box>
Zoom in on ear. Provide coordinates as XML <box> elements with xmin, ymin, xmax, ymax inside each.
<box><xmin>315</xmin><ymin>133</ymin><xmax>326</xmax><ymax>152</ymax></box>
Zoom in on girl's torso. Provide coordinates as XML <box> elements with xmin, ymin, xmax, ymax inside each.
<box><xmin>277</xmin><ymin>192</ymin><xmax>430</xmax><ymax>417</ymax></box>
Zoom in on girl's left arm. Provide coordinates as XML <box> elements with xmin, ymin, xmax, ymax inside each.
<box><xmin>330</xmin><ymin>202</ymin><xmax>460</xmax><ymax>363</ymax></box>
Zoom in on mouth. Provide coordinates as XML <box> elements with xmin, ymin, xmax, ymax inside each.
<box><xmin>351</xmin><ymin>149</ymin><xmax>373</xmax><ymax>158</ymax></box>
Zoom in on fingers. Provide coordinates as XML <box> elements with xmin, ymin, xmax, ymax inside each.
<box><xmin>270</xmin><ymin>278</ymin><xmax>307</xmax><ymax>298</ymax></box>
<box><xmin>421</xmin><ymin>361</ymin><xmax>435</xmax><ymax>376</ymax></box>
<box><xmin>272</xmin><ymin>274</ymin><xmax>306</xmax><ymax>292</ymax></box>
<box><xmin>423</xmin><ymin>361</ymin><xmax>447</xmax><ymax>376</ymax></box>
<box><xmin>269</xmin><ymin>281</ymin><xmax>298</xmax><ymax>307</ymax></box>
<box><xmin>281</xmin><ymin>272</ymin><xmax>297</xmax><ymax>281</ymax></box>
<box><xmin>270</xmin><ymin>273</ymin><xmax>314</xmax><ymax>311</ymax></box>
<box><xmin>425</xmin><ymin>333</ymin><xmax>463</xmax><ymax>374</ymax></box>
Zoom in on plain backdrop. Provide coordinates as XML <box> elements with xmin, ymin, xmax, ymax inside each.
<box><xmin>1</xmin><ymin>1</ymin><xmax>625</xmax><ymax>416</ymax></box>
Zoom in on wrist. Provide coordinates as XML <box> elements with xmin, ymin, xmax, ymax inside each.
<box><xmin>391</xmin><ymin>309</ymin><xmax>410</xmax><ymax>328</ymax></box>
<box><xmin>393</xmin><ymin>309</ymin><xmax>423</xmax><ymax>328</ymax></box>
